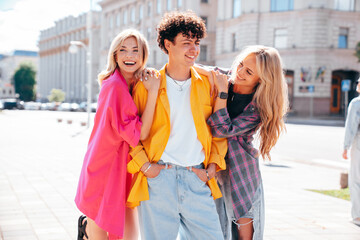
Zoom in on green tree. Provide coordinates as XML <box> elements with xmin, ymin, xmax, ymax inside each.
<box><xmin>355</xmin><ymin>42</ymin><xmax>360</xmax><ymax>62</ymax></box>
<box><xmin>48</xmin><ymin>88</ymin><xmax>65</xmax><ymax>102</ymax></box>
<box><xmin>13</xmin><ymin>62</ymin><xmax>36</xmax><ymax>101</ymax></box>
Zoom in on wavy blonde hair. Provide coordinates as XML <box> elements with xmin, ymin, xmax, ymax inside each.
<box><xmin>98</xmin><ymin>29</ymin><xmax>149</xmax><ymax>86</ymax></box>
<box><xmin>230</xmin><ymin>45</ymin><xmax>289</xmax><ymax>160</ymax></box>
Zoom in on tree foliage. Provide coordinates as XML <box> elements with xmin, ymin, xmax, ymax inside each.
<box><xmin>355</xmin><ymin>42</ymin><xmax>360</xmax><ymax>63</ymax></box>
<box><xmin>48</xmin><ymin>88</ymin><xmax>65</xmax><ymax>102</ymax></box>
<box><xmin>13</xmin><ymin>62</ymin><xmax>36</xmax><ymax>101</ymax></box>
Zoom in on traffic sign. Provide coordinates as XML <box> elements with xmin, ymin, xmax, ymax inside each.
<box><xmin>342</xmin><ymin>79</ymin><xmax>351</xmax><ymax>92</ymax></box>
<box><xmin>308</xmin><ymin>85</ymin><xmax>314</xmax><ymax>93</ymax></box>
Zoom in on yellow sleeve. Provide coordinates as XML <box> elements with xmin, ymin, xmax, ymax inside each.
<box><xmin>208</xmin><ymin>82</ymin><xmax>227</xmax><ymax>171</ymax></box>
<box><xmin>127</xmin><ymin>82</ymin><xmax>150</xmax><ymax>174</ymax></box>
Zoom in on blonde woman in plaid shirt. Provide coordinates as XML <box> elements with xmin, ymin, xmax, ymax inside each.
<box><xmin>202</xmin><ymin>46</ymin><xmax>288</xmax><ymax>240</ymax></box>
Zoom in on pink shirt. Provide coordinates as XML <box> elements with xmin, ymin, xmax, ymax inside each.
<box><xmin>75</xmin><ymin>69</ymin><xmax>141</xmax><ymax>239</ymax></box>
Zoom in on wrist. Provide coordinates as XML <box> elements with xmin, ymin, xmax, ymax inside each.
<box><xmin>147</xmin><ymin>89</ymin><xmax>159</xmax><ymax>96</ymax></box>
<box><xmin>140</xmin><ymin>162</ymin><xmax>151</xmax><ymax>172</ymax></box>
<box><xmin>217</xmin><ymin>91</ymin><xmax>228</xmax><ymax>99</ymax></box>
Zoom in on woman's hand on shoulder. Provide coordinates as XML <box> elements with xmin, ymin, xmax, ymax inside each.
<box><xmin>212</xmin><ymin>70</ymin><xmax>229</xmax><ymax>93</ymax></box>
<box><xmin>141</xmin><ymin>68</ymin><xmax>160</xmax><ymax>93</ymax></box>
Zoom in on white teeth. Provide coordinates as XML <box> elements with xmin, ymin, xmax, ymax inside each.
<box><xmin>124</xmin><ymin>61</ymin><xmax>136</xmax><ymax>65</ymax></box>
<box><xmin>186</xmin><ymin>55</ymin><xmax>195</xmax><ymax>59</ymax></box>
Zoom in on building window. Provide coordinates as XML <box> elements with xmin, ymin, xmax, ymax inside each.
<box><xmin>177</xmin><ymin>0</ymin><xmax>182</xmax><ymax>8</ymax></box>
<box><xmin>153</xmin><ymin>50</ymin><xmax>157</xmax><ymax>65</ymax></box>
<box><xmin>108</xmin><ymin>15</ymin><xmax>113</xmax><ymax>29</ymax></box>
<box><xmin>271</xmin><ymin>0</ymin><xmax>294</xmax><ymax>12</ymax></box>
<box><xmin>338</xmin><ymin>27</ymin><xmax>349</xmax><ymax>48</ymax></box>
<box><xmin>9</xmin><ymin>89</ymin><xmax>12</xmax><ymax>95</ymax></box>
<box><xmin>274</xmin><ymin>28</ymin><xmax>287</xmax><ymax>49</ymax></box>
<box><xmin>201</xmin><ymin>16</ymin><xmax>208</xmax><ymax>28</ymax></box>
<box><xmin>167</xmin><ymin>0</ymin><xmax>172</xmax><ymax>10</ymax></box>
<box><xmin>201</xmin><ymin>0</ymin><xmax>208</xmax><ymax>3</ymax></box>
<box><xmin>147</xmin><ymin>27</ymin><xmax>152</xmax><ymax>40</ymax></box>
<box><xmin>157</xmin><ymin>0</ymin><xmax>161</xmax><ymax>14</ymax></box>
<box><xmin>148</xmin><ymin>2</ymin><xmax>152</xmax><ymax>17</ymax></box>
<box><xmin>139</xmin><ymin>5</ymin><xmax>143</xmax><ymax>20</ymax></box>
<box><xmin>131</xmin><ymin>7</ymin><xmax>135</xmax><ymax>22</ymax></box>
<box><xmin>334</xmin><ymin>0</ymin><xmax>354</xmax><ymax>11</ymax></box>
<box><xmin>232</xmin><ymin>33</ymin><xmax>236</xmax><ymax>52</ymax></box>
<box><xmin>233</xmin><ymin>0</ymin><xmax>241</xmax><ymax>18</ymax></box>
<box><xmin>200</xmin><ymin>45</ymin><xmax>207</xmax><ymax>61</ymax></box>
<box><xmin>123</xmin><ymin>10</ymin><xmax>128</xmax><ymax>25</ymax></box>
<box><xmin>116</xmin><ymin>13</ymin><xmax>121</xmax><ymax>27</ymax></box>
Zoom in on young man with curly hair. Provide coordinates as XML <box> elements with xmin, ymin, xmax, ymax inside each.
<box><xmin>127</xmin><ymin>10</ymin><xmax>227</xmax><ymax>240</ymax></box>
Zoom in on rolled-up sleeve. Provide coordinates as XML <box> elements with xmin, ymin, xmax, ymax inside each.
<box><xmin>344</xmin><ymin>100</ymin><xmax>360</xmax><ymax>150</ymax></box>
<box><xmin>207</xmin><ymin>107</ymin><xmax>260</xmax><ymax>138</ymax></box>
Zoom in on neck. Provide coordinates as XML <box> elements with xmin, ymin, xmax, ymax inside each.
<box><xmin>120</xmin><ymin>69</ymin><xmax>135</xmax><ymax>87</ymax></box>
<box><xmin>166</xmin><ymin>60</ymin><xmax>191</xmax><ymax>81</ymax></box>
<box><xmin>233</xmin><ymin>84</ymin><xmax>254</xmax><ymax>95</ymax></box>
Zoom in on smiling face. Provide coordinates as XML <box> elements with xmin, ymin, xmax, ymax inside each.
<box><xmin>233</xmin><ymin>53</ymin><xmax>260</xmax><ymax>94</ymax></box>
<box><xmin>115</xmin><ymin>37</ymin><xmax>141</xmax><ymax>76</ymax></box>
<box><xmin>165</xmin><ymin>33</ymin><xmax>200</xmax><ymax>67</ymax></box>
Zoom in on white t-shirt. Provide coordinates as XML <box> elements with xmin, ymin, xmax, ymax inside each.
<box><xmin>160</xmin><ymin>74</ymin><xmax>205</xmax><ymax>166</ymax></box>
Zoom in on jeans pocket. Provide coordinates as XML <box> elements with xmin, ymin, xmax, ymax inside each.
<box><xmin>147</xmin><ymin>170</ymin><xmax>163</xmax><ymax>184</ymax></box>
<box><xmin>192</xmin><ymin>171</ymin><xmax>206</xmax><ymax>187</ymax></box>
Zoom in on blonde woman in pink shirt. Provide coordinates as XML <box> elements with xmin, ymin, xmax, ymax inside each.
<box><xmin>75</xmin><ymin>29</ymin><xmax>160</xmax><ymax>240</ymax></box>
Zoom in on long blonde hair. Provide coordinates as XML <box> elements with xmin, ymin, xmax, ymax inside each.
<box><xmin>98</xmin><ymin>29</ymin><xmax>149</xmax><ymax>86</ymax></box>
<box><xmin>230</xmin><ymin>45</ymin><xmax>289</xmax><ymax>160</ymax></box>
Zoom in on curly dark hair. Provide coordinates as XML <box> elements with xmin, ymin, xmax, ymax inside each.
<box><xmin>157</xmin><ymin>10</ymin><xmax>207</xmax><ymax>54</ymax></box>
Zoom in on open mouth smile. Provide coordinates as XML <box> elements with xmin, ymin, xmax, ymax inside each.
<box><xmin>124</xmin><ymin>61</ymin><xmax>136</xmax><ymax>66</ymax></box>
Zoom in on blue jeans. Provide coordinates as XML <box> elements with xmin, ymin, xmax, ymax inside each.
<box><xmin>215</xmin><ymin>168</ymin><xmax>265</xmax><ymax>240</ymax></box>
<box><xmin>138</xmin><ymin>161</ymin><xmax>224</xmax><ymax>240</ymax></box>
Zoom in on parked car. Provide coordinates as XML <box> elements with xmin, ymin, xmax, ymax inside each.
<box><xmin>24</xmin><ymin>101</ymin><xmax>41</xmax><ymax>110</ymax></box>
<box><xmin>91</xmin><ymin>102</ymin><xmax>97</xmax><ymax>112</ymax></box>
<box><xmin>79</xmin><ymin>102</ymin><xmax>87</xmax><ymax>112</ymax></box>
<box><xmin>57</xmin><ymin>103</ymin><xmax>72</xmax><ymax>111</ymax></box>
<box><xmin>3</xmin><ymin>98</ymin><xmax>20</xmax><ymax>110</ymax></box>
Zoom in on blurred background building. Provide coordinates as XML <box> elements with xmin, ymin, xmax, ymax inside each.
<box><xmin>0</xmin><ymin>50</ymin><xmax>38</xmax><ymax>99</ymax></box>
<box><xmin>38</xmin><ymin>12</ymin><xmax>101</xmax><ymax>103</ymax></box>
<box><xmin>35</xmin><ymin>0</ymin><xmax>360</xmax><ymax>116</ymax></box>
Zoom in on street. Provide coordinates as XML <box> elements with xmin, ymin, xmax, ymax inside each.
<box><xmin>0</xmin><ymin>110</ymin><xmax>359</xmax><ymax>240</ymax></box>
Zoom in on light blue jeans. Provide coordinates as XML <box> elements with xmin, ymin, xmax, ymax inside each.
<box><xmin>215</xmin><ymin>168</ymin><xmax>265</xmax><ymax>240</ymax></box>
<box><xmin>138</xmin><ymin>161</ymin><xmax>224</xmax><ymax>240</ymax></box>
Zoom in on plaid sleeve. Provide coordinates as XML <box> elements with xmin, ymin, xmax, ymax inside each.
<box><xmin>207</xmin><ymin>107</ymin><xmax>260</xmax><ymax>138</ymax></box>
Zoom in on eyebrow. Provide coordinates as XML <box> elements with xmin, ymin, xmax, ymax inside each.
<box><xmin>120</xmin><ymin>46</ymin><xmax>138</xmax><ymax>49</ymax></box>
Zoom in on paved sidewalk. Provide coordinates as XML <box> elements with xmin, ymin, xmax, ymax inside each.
<box><xmin>0</xmin><ymin>110</ymin><xmax>359</xmax><ymax>240</ymax></box>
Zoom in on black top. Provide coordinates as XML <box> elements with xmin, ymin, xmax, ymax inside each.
<box><xmin>227</xmin><ymin>83</ymin><xmax>254</xmax><ymax>119</ymax></box>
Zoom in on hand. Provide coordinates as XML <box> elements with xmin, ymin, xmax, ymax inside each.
<box><xmin>189</xmin><ymin>163</ymin><xmax>216</xmax><ymax>182</ymax></box>
<box><xmin>212</xmin><ymin>70</ymin><xmax>229</xmax><ymax>93</ymax></box>
<box><xmin>141</xmin><ymin>163</ymin><xmax>171</xmax><ymax>178</ymax></box>
<box><xmin>342</xmin><ymin>149</ymin><xmax>348</xmax><ymax>160</ymax></box>
<box><xmin>141</xmin><ymin>68</ymin><xmax>161</xmax><ymax>93</ymax></box>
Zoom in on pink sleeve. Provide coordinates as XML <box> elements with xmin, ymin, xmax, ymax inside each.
<box><xmin>98</xmin><ymin>80</ymin><xmax>142</xmax><ymax>148</ymax></box>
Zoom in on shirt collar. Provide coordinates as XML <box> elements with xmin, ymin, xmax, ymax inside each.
<box><xmin>159</xmin><ymin>64</ymin><xmax>203</xmax><ymax>90</ymax></box>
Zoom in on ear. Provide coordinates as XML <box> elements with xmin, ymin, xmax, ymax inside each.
<box><xmin>164</xmin><ymin>39</ymin><xmax>172</xmax><ymax>52</ymax></box>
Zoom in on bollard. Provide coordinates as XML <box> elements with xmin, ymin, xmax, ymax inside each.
<box><xmin>340</xmin><ymin>172</ymin><xmax>348</xmax><ymax>189</ymax></box>
<box><xmin>80</xmin><ymin>121</ymin><xmax>86</xmax><ymax>126</ymax></box>
<box><xmin>57</xmin><ymin>118</ymin><xmax>62</xmax><ymax>123</ymax></box>
<box><xmin>67</xmin><ymin>120</ymin><xmax>73</xmax><ymax>124</ymax></box>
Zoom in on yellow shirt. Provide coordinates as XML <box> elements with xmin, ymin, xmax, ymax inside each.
<box><xmin>126</xmin><ymin>65</ymin><xmax>227</xmax><ymax>208</ymax></box>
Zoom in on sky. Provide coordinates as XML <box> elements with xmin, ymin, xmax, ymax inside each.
<box><xmin>0</xmin><ymin>0</ymin><xmax>101</xmax><ymax>54</ymax></box>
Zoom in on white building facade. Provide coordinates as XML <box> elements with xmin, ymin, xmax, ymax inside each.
<box><xmin>99</xmin><ymin>0</ymin><xmax>217</xmax><ymax>71</ymax></box>
<box><xmin>38</xmin><ymin>12</ymin><xmax>101</xmax><ymax>103</ymax></box>
<box><xmin>215</xmin><ymin>0</ymin><xmax>360</xmax><ymax>116</ymax></box>
<box><xmin>38</xmin><ymin>0</ymin><xmax>360</xmax><ymax>116</ymax></box>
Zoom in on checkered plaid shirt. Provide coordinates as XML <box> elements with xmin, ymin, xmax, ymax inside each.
<box><xmin>207</xmin><ymin>104</ymin><xmax>261</xmax><ymax>219</ymax></box>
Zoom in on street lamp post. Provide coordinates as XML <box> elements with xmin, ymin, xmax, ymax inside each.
<box><xmin>68</xmin><ymin>4</ymin><xmax>93</xmax><ymax>128</ymax></box>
